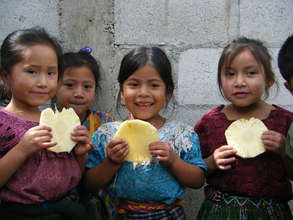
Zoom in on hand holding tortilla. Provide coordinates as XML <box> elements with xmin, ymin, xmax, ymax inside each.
<box><xmin>225</xmin><ymin>118</ymin><xmax>268</xmax><ymax>158</ymax></box>
<box><xmin>114</xmin><ymin>119</ymin><xmax>159</xmax><ymax>163</ymax></box>
<box><xmin>40</xmin><ymin>108</ymin><xmax>80</xmax><ymax>153</ymax></box>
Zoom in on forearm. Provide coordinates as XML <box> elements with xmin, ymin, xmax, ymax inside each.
<box><xmin>0</xmin><ymin>146</ymin><xmax>28</xmax><ymax>187</ymax></box>
<box><xmin>168</xmin><ymin>155</ymin><xmax>205</xmax><ymax>189</ymax></box>
<box><xmin>84</xmin><ymin>159</ymin><xmax>121</xmax><ymax>193</ymax></box>
<box><xmin>75</xmin><ymin>154</ymin><xmax>87</xmax><ymax>172</ymax></box>
<box><xmin>204</xmin><ymin>154</ymin><xmax>217</xmax><ymax>175</ymax></box>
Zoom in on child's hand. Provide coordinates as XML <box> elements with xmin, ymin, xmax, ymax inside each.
<box><xmin>213</xmin><ymin>145</ymin><xmax>237</xmax><ymax>170</ymax></box>
<box><xmin>149</xmin><ymin>141</ymin><xmax>176</xmax><ymax>165</ymax></box>
<box><xmin>71</xmin><ymin>125</ymin><xmax>93</xmax><ymax>156</ymax></box>
<box><xmin>17</xmin><ymin>125</ymin><xmax>56</xmax><ymax>156</ymax></box>
<box><xmin>262</xmin><ymin>130</ymin><xmax>285</xmax><ymax>155</ymax></box>
<box><xmin>106</xmin><ymin>139</ymin><xmax>129</xmax><ymax>165</ymax></box>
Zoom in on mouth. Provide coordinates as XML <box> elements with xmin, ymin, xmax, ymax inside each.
<box><xmin>233</xmin><ymin>92</ymin><xmax>248</xmax><ymax>98</ymax></box>
<box><xmin>69</xmin><ymin>102</ymin><xmax>86</xmax><ymax>107</ymax></box>
<box><xmin>32</xmin><ymin>91</ymin><xmax>49</xmax><ymax>96</ymax></box>
<box><xmin>135</xmin><ymin>102</ymin><xmax>153</xmax><ymax>109</ymax></box>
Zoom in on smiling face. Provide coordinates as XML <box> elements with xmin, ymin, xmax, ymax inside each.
<box><xmin>55</xmin><ymin>66</ymin><xmax>96</xmax><ymax>121</ymax></box>
<box><xmin>5</xmin><ymin>44</ymin><xmax>58</xmax><ymax>111</ymax></box>
<box><xmin>220</xmin><ymin>48</ymin><xmax>270</xmax><ymax>109</ymax></box>
<box><xmin>120</xmin><ymin>64</ymin><xmax>167</xmax><ymax>127</ymax></box>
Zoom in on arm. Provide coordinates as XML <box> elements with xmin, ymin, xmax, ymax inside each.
<box><xmin>167</xmin><ymin>152</ymin><xmax>205</xmax><ymax>189</ymax></box>
<box><xmin>149</xmin><ymin>141</ymin><xmax>205</xmax><ymax>189</ymax></box>
<box><xmin>72</xmin><ymin>125</ymin><xmax>93</xmax><ymax>171</ymax></box>
<box><xmin>0</xmin><ymin>125</ymin><xmax>55</xmax><ymax>187</ymax></box>
<box><xmin>84</xmin><ymin>138</ymin><xmax>128</xmax><ymax>193</ymax></box>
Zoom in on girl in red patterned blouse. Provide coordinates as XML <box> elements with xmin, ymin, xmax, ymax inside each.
<box><xmin>0</xmin><ymin>27</ymin><xmax>92</xmax><ymax>220</ymax></box>
<box><xmin>195</xmin><ymin>37</ymin><xmax>293</xmax><ymax>220</ymax></box>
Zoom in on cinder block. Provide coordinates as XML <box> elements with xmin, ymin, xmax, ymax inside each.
<box><xmin>240</xmin><ymin>0</ymin><xmax>293</xmax><ymax>47</ymax></box>
<box><xmin>177</xmin><ymin>48</ymin><xmax>293</xmax><ymax>106</ymax></box>
<box><xmin>115</xmin><ymin>0</ymin><xmax>238</xmax><ymax>46</ymax></box>
<box><xmin>115</xmin><ymin>0</ymin><xmax>166</xmax><ymax>44</ymax></box>
<box><xmin>178</xmin><ymin>48</ymin><xmax>224</xmax><ymax>105</ymax></box>
<box><xmin>168</xmin><ymin>0</ymin><xmax>238</xmax><ymax>47</ymax></box>
<box><xmin>0</xmin><ymin>0</ymin><xmax>60</xmax><ymax>40</ymax></box>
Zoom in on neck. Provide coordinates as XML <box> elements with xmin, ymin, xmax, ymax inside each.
<box><xmin>5</xmin><ymin>101</ymin><xmax>40</xmax><ymax>122</ymax></box>
<box><xmin>223</xmin><ymin>101</ymin><xmax>272</xmax><ymax>120</ymax></box>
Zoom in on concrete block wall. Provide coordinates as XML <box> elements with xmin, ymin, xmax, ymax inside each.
<box><xmin>1</xmin><ymin>0</ymin><xmax>293</xmax><ymax>218</ymax></box>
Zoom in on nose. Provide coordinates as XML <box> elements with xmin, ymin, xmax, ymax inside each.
<box><xmin>234</xmin><ymin>74</ymin><xmax>246</xmax><ymax>87</ymax></box>
<box><xmin>73</xmin><ymin>85</ymin><xmax>84</xmax><ymax>98</ymax></box>
<box><xmin>138</xmin><ymin>85</ymin><xmax>150</xmax><ymax>97</ymax></box>
<box><xmin>37</xmin><ymin>74</ymin><xmax>48</xmax><ymax>88</ymax></box>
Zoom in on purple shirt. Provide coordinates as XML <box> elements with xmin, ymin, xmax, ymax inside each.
<box><xmin>0</xmin><ymin>110</ymin><xmax>81</xmax><ymax>204</ymax></box>
<box><xmin>195</xmin><ymin>105</ymin><xmax>293</xmax><ymax>200</ymax></box>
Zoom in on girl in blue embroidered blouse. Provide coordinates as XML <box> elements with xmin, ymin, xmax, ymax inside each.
<box><xmin>84</xmin><ymin>46</ymin><xmax>207</xmax><ymax>219</ymax></box>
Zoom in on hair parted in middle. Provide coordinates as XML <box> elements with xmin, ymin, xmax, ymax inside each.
<box><xmin>217</xmin><ymin>37</ymin><xmax>276</xmax><ymax>99</ymax></box>
<box><xmin>61</xmin><ymin>46</ymin><xmax>101</xmax><ymax>90</ymax></box>
<box><xmin>116</xmin><ymin>46</ymin><xmax>176</xmax><ymax>115</ymax></box>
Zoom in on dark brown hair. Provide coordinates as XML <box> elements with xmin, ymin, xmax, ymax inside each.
<box><xmin>217</xmin><ymin>37</ymin><xmax>276</xmax><ymax>99</ymax></box>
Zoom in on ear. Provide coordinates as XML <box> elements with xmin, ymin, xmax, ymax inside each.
<box><xmin>0</xmin><ymin>69</ymin><xmax>9</xmax><ymax>84</ymax></box>
<box><xmin>120</xmin><ymin>90</ymin><xmax>125</xmax><ymax>106</ymax></box>
<box><xmin>266</xmin><ymin>80</ymin><xmax>274</xmax><ymax>89</ymax></box>
<box><xmin>166</xmin><ymin>93</ymin><xmax>171</xmax><ymax>103</ymax></box>
<box><xmin>284</xmin><ymin>82</ymin><xmax>292</xmax><ymax>93</ymax></box>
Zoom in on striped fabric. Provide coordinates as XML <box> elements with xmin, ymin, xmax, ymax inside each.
<box><xmin>197</xmin><ymin>187</ymin><xmax>293</xmax><ymax>220</ymax></box>
<box><xmin>83</xmin><ymin>110</ymin><xmax>114</xmax><ymax>136</ymax></box>
<box><xmin>118</xmin><ymin>205</ymin><xmax>185</xmax><ymax>220</ymax></box>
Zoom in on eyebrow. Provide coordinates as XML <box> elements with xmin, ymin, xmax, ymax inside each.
<box><xmin>24</xmin><ymin>64</ymin><xmax>57</xmax><ymax>69</ymax></box>
<box><xmin>127</xmin><ymin>77</ymin><xmax>163</xmax><ymax>82</ymax></box>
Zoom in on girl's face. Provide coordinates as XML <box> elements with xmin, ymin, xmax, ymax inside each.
<box><xmin>121</xmin><ymin>64</ymin><xmax>168</xmax><ymax>127</ymax></box>
<box><xmin>56</xmin><ymin>66</ymin><xmax>96</xmax><ymax>121</ymax></box>
<box><xmin>220</xmin><ymin>48</ymin><xmax>270</xmax><ymax>109</ymax></box>
<box><xmin>5</xmin><ymin>45</ymin><xmax>58</xmax><ymax>110</ymax></box>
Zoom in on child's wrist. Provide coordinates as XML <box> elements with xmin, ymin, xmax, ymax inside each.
<box><xmin>106</xmin><ymin>156</ymin><xmax>121</xmax><ymax>166</ymax></box>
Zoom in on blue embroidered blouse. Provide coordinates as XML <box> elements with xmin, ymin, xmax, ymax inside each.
<box><xmin>86</xmin><ymin>120</ymin><xmax>207</xmax><ymax>204</ymax></box>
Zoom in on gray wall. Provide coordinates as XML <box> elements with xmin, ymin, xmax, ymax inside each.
<box><xmin>1</xmin><ymin>0</ymin><xmax>293</xmax><ymax>218</ymax></box>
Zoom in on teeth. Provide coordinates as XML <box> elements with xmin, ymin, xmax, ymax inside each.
<box><xmin>137</xmin><ymin>103</ymin><xmax>152</xmax><ymax>107</ymax></box>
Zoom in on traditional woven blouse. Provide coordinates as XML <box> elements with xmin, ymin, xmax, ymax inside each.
<box><xmin>194</xmin><ymin>105</ymin><xmax>293</xmax><ymax>200</ymax></box>
<box><xmin>0</xmin><ymin>110</ymin><xmax>81</xmax><ymax>204</ymax></box>
<box><xmin>87</xmin><ymin>120</ymin><xmax>207</xmax><ymax>204</ymax></box>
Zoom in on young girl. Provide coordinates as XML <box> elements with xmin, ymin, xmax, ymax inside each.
<box><xmin>0</xmin><ymin>27</ymin><xmax>92</xmax><ymax>220</ymax></box>
<box><xmin>85</xmin><ymin>46</ymin><xmax>207</xmax><ymax>219</ymax></box>
<box><xmin>195</xmin><ymin>37</ymin><xmax>293</xmax><ymax>219</ymax></box>
<box><xmin>54</xmin><ymin>46</ymin><xmax>114</xmax><ymax>135</ymax></box>
<box><xmin>54</xmin><ymin>46</ymin><xmax>114</xmax><ymax>219</ymax></box>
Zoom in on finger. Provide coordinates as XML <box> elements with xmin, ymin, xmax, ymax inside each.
<box><xmin>129</xmin><ymin>113</ymin><xmax>135</xmax><ymax>120</ymax></box>
<box><xmin>217</xmin><ymin>157</ymin><xmax>235</xmax><ymax>166</ymax></box>
<box><xmin>71</xmin><ymin>136</ymin><xmax>90</xmax><ymax>143</ymax></box>
<box><xmin>36</xmin><ymin>125</ymin><xmax>53</xmax><ymax>132</ymax></box>
<box><xmin>149</xmin><ymin>142</ymin><xmax>169</xmax><ymax>150</ymax></box>
<box><xmin>150</xmin><ymin>149</ymin><xmax>166</xmax><ymax>157</ymax></box>
<box><xmin>217</xmin><ymin>145</ymin><xmax>235</xmax><ymax>152</ymax></box>
<box><xmin>262</xmin><ymin>139</ymin><xmax>277</xmax><ymax>147</ymax></box>
<box><xmin>217</xmin><ymin>149</ymin><xmax>237</xmax><ymax>159</ymax></box>
<box><xmin>218</xmin><ymin>164</ymin><xmax>232</xmax><ymax>170</ymax></box>
<box><xmin>113</xmin><ymin>143</ymin><xmax>128</xmax><ymax>153</ymax></box>
<box><xmin>41</xmin><ymin>141</ymin><xmax>57</xmax><ymax>148</ymax></box>
<box><xmin>109</xmin><ymin>139</ymin><xmax>126</xmax><ymax>148</ymax></box>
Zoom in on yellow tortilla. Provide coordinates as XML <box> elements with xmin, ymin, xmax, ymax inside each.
<box><xmin>114</xmin><ymin>120</ymin><xmax>159</xmax><ymax>163</ymax></box>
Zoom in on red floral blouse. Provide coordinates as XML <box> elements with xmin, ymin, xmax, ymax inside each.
<box><xmin>195</xmin><ymin>105</ymin><xmax>293</xmax><ymax>200</ymax></box>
